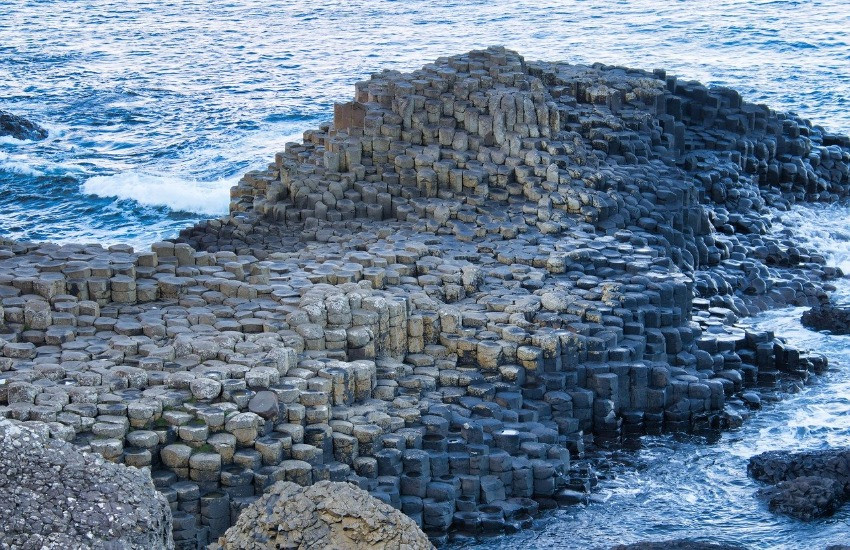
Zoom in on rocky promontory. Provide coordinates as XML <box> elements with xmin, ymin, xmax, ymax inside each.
<box><xmin>1</xmin><ymin>46</ymin><xmax>849</xmax><ymax>547</ymax></box>
<box><xmin>749</xmin><ymin>448</ymin><xmax>850</xmax><ymax>519</ymax></box>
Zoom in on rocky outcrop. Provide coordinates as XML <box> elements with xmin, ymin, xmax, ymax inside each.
<box><xmin>0</xmin><ymin>110</ymin><xmax>48</xmax><ymax>141</ymax></box>
<box><xmin>802</xmin><ymin>301</ymin><xmax>850</xmax><ymax>335</ymax></box>
<box><xmin>214</xmin><ymin>480</ymin><xmax>433</xmax><ymax>550</ymax></box>
<box><xmin>755</xmin><ymin>475</ymin><xmax>843</xmax><ymax>520</ymax></box>
<box><xmin>748</xmin><ymin>448</ymin><xmax>850</xmax><ymax>519</ymax></box>
<box><xmin>0</xmin><ymin>419</ymin><xmax>173</xmax><ymax>549</ymax></box>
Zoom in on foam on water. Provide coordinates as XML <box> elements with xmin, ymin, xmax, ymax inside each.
<box><xmin>81</xmin><ymin>172</ymin><xmax>232</xmax><ymax>216</ymax></box>
<box><xmin>0</xmin><ymin>151</ymin><xmax>44</xmax><ymax>177</ymax></box>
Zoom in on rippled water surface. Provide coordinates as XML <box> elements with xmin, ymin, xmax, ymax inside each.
<box><xmin>1</xmin><ymin>0</ymin><xmax>849</xmax><ymax>246</ymax></box>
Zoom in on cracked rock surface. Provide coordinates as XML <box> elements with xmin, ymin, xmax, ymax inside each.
<box><xmin>0</xmin><ymin>419</ymin><xmax>173</xmax><ymax>550</ymax></box>
<box><xmin>213</xmin><ymin>480</ymin><xmax>433</xmax><ymax>550</ymax></box>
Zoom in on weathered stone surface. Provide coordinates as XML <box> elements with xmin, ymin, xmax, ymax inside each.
<box><xmin>0</xmin><ymin>46</ymin><xmax>848</xmax><ymax>546</ymax></box>
<box><xmin>0</xmin><ymin>419</ymin><xmax>173</xmax><ymax>549</ymax></box>
<box><xmin>748</xmin><ymin>447</ymin><xmax>850</xmax><ymax>520</ymax></box>
<box><xmin>214</xmin><ymin>480</ymin><xmax>433</xmax><ymax>550</ymax></box>
<box><xmin>748</xmin><ymin>448</ymin><xmax>850</xmax><ymax>492</ymax></box>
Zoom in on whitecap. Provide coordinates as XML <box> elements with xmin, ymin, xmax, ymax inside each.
<box><xmin>81</xmin><ymin>172</ymin><xmax>232</xmax><ymax>216</ymax></box>
<box><xmin>0</xmin><ymin>135</ymin><xmax>32</xmax><ymax>145</ymax></box>
<box><xmin>0</xmin><ymin>151</ymin><xmax>44</xmax><ymax>176</ymax></box>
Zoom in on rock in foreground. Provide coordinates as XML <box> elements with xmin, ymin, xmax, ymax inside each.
<box><xmin>0</xmin><ymin>419</ymin><xmax>173</xmax><ymax>549</ymax></box>
<box><xmin>801</xmin><ymin>301</ymin><xmax>850</xmax><ymax>335</ymax></box>
<box><xmin>0</xmin><ymin>110</ymin><xmax>48</xmax><ymax>141</ymax></box>
<box><xmin>214</xmin><ymin>480</ymin><xmax>434</xmax><ymax>550</ymax></box>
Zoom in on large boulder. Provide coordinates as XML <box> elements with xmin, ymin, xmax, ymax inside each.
<box><xmin>0</xmin><ymin>419</ymin><xmax>173</xmax><ymax>549</ymax></box>
<box><xmin>748</xmin><ymin>448</ymin><xmax>850</xmax><ymax>520</ymax></box>
<box><xmin>0</xmin><ymin>110</ymin><xmax>48</xmax><ymax>141</ymax></box>
<box><xmin>214</xmin><ymin>480</ymin><xmax>434</xmax><ymax>550</ymax></box>
<box><xmin>801</xmin><ymin>301</ymin><xmax>850</xmax><ymax>335</ymax></box>
<box><xmin>748</xmin><ymin>448</ymin><xmax>850</xmax><ymax>492</ymax></box>
<box><xmin>756</xmin><ymin>476</ymin><xmax>843</xmax><ymax>520</ymax></box>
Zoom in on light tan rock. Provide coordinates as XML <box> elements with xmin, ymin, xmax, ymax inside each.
<box><xmin>215</xmin><ymin>480</ymin><xmax>433</xmax><ymax>550</ymax></box>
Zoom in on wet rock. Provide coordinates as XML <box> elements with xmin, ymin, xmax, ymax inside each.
<box><xmin>748</xmin><ymin>448</ymin><xmax>850</xmax><ymax>492</ymax></box>
<box><xmin>755</xmin><ymin>475</ymin><xmax>843</xmax><ymax>520</ymax></box>
<box><xmin>213</xmin><ymin>480</ymin><xmax>433</xmax><ymax>549</ymax></box>
<box><xmin>801</xmin><ymin>301</ymin><xmax>850</xmax><ymax>335</ymax></box>
<box><xmin>0</xmin><ymin>110</ymin><xmax>48</xmax><ymax>141</ymax></box>
<box><xmin>748</xmin><ymin>447</ymin><xmax>850</xmax><ymax>520</ymax></box>
<box><xmin>0</xmin><ymin>419</ymin><xmax>173</xmax><ymax>549</ymax></box>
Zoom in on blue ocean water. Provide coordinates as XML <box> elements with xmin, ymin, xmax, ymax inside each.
<box><xmin>1</xmin><ymin>0</ymin><xmax>849</xmax><ymax>246</ymax></box>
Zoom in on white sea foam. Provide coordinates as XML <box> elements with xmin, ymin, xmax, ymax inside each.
<box><xmin>0</xmin><ymin>135</ymin><xmax>31</xmax><ymax>145</ymax></box>
<box><xmin>773</xmin><ymin>204</ymin><xmax>850</xmax><ymax>275</ymax></box>
<box><xmin>0</xmin><ymin>151</ymin><xmax>44</xmax><ymax>176</ymax></box>
<box><xmin>81</xmin><ymin>172</ymin><xmax>232</xmax><ymax>215</ymax></box>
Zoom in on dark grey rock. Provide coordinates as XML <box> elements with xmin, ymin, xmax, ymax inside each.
<box><xmin>756</xmin><ymin>475</ymin><xmax>843</xmax><ymax>520</ymax></box>
<box><xmin>0</xmin><ymin>419</ymin><xmax>173</xmax><ymax>549</ymax></box>
<box><xmin>247</xmin><ymin>390</ymin><xmax>280</xmax><ymax>420</ymax></box>
<box><xmin>0</xmin><ymin>110</ymin><xmax>48</xmax><ymax>141</ymax></box>
<box><xmin>801</xmin><ymin>301</ymin><xmax>850</xmax><ymax>335</ymax></box>
<box><xmin>748</xmin><ymin>448</ymin><xmax>850</xmax><ymax>493</ymax></box>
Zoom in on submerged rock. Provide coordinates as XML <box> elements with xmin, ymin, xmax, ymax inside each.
<box><xmin>0</xmin><ymin>110</ymin><xmax>48</xmax><ymax>140</ymax></box>
<box><xmin>801</xmin><ymin>301</ymin><xmax>850</xmax><ymax>335</ymax></box>
<box><xmin>748</xmin><ymin>448</ymin><xmax>850</xmax><ymax>520</ymax></box>
<box><xmin>214</xmin><ymin>480</ymin><xmax>434</xmax><ymax>550</ymax></box>
<box><xmin>0</xmin><ymin>419</ymin><xmax>174</xmax><ymax>549</ymax></box>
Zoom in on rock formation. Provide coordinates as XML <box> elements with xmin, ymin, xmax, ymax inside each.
<box><xmin>213</xmin><ymin>480</ymin><xmax>433</xmax><ymax>549</ymax></box>
<box><xmin>801</xmin><ymin>300</ymin><xmax>850</xmax><ymax>335</ymax></box>
<box><xmin>0</xmin><ymin>110</ymin><xmax>48</xmax><ymax>141</ymax></box>
<box><xmin>0</xmin><ymin>419</ymin><xmax>173</xmax><ymax>549</ymax></box>
<box><xmin>0</xmin><ymin>47</ymin><xmax>848</xmax><ymax>547</ymax></box>
<box><xmin>748</xmin><ymin>448</ymin><xmax>850</xmax><ymax>519</ymax></box>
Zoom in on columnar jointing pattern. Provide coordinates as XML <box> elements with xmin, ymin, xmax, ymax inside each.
<box><xmin>2</xmin><ymin>47</ymin><xmax>849</xmax><ymax>548</ymax></box>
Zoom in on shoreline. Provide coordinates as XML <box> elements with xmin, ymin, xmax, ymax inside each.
<box><xmin>1</xmin><ymin>46</ymin><xmax>849</xmax><ymax>548</ymax></box>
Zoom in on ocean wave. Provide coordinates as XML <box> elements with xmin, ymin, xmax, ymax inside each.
<box><xmin>81</xmin><ymin>172</ymin><xmax>232</xmax><ymax>216</ymax></box>
<box><xmin>0</xmin><ymin>135</ymin><xmax>33</xmax><ymax>145</ymax></box>
<box><xmin>0</xmin><ymin>151</ymin><xmax>45</xmax><ymax>176</ymax></box>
